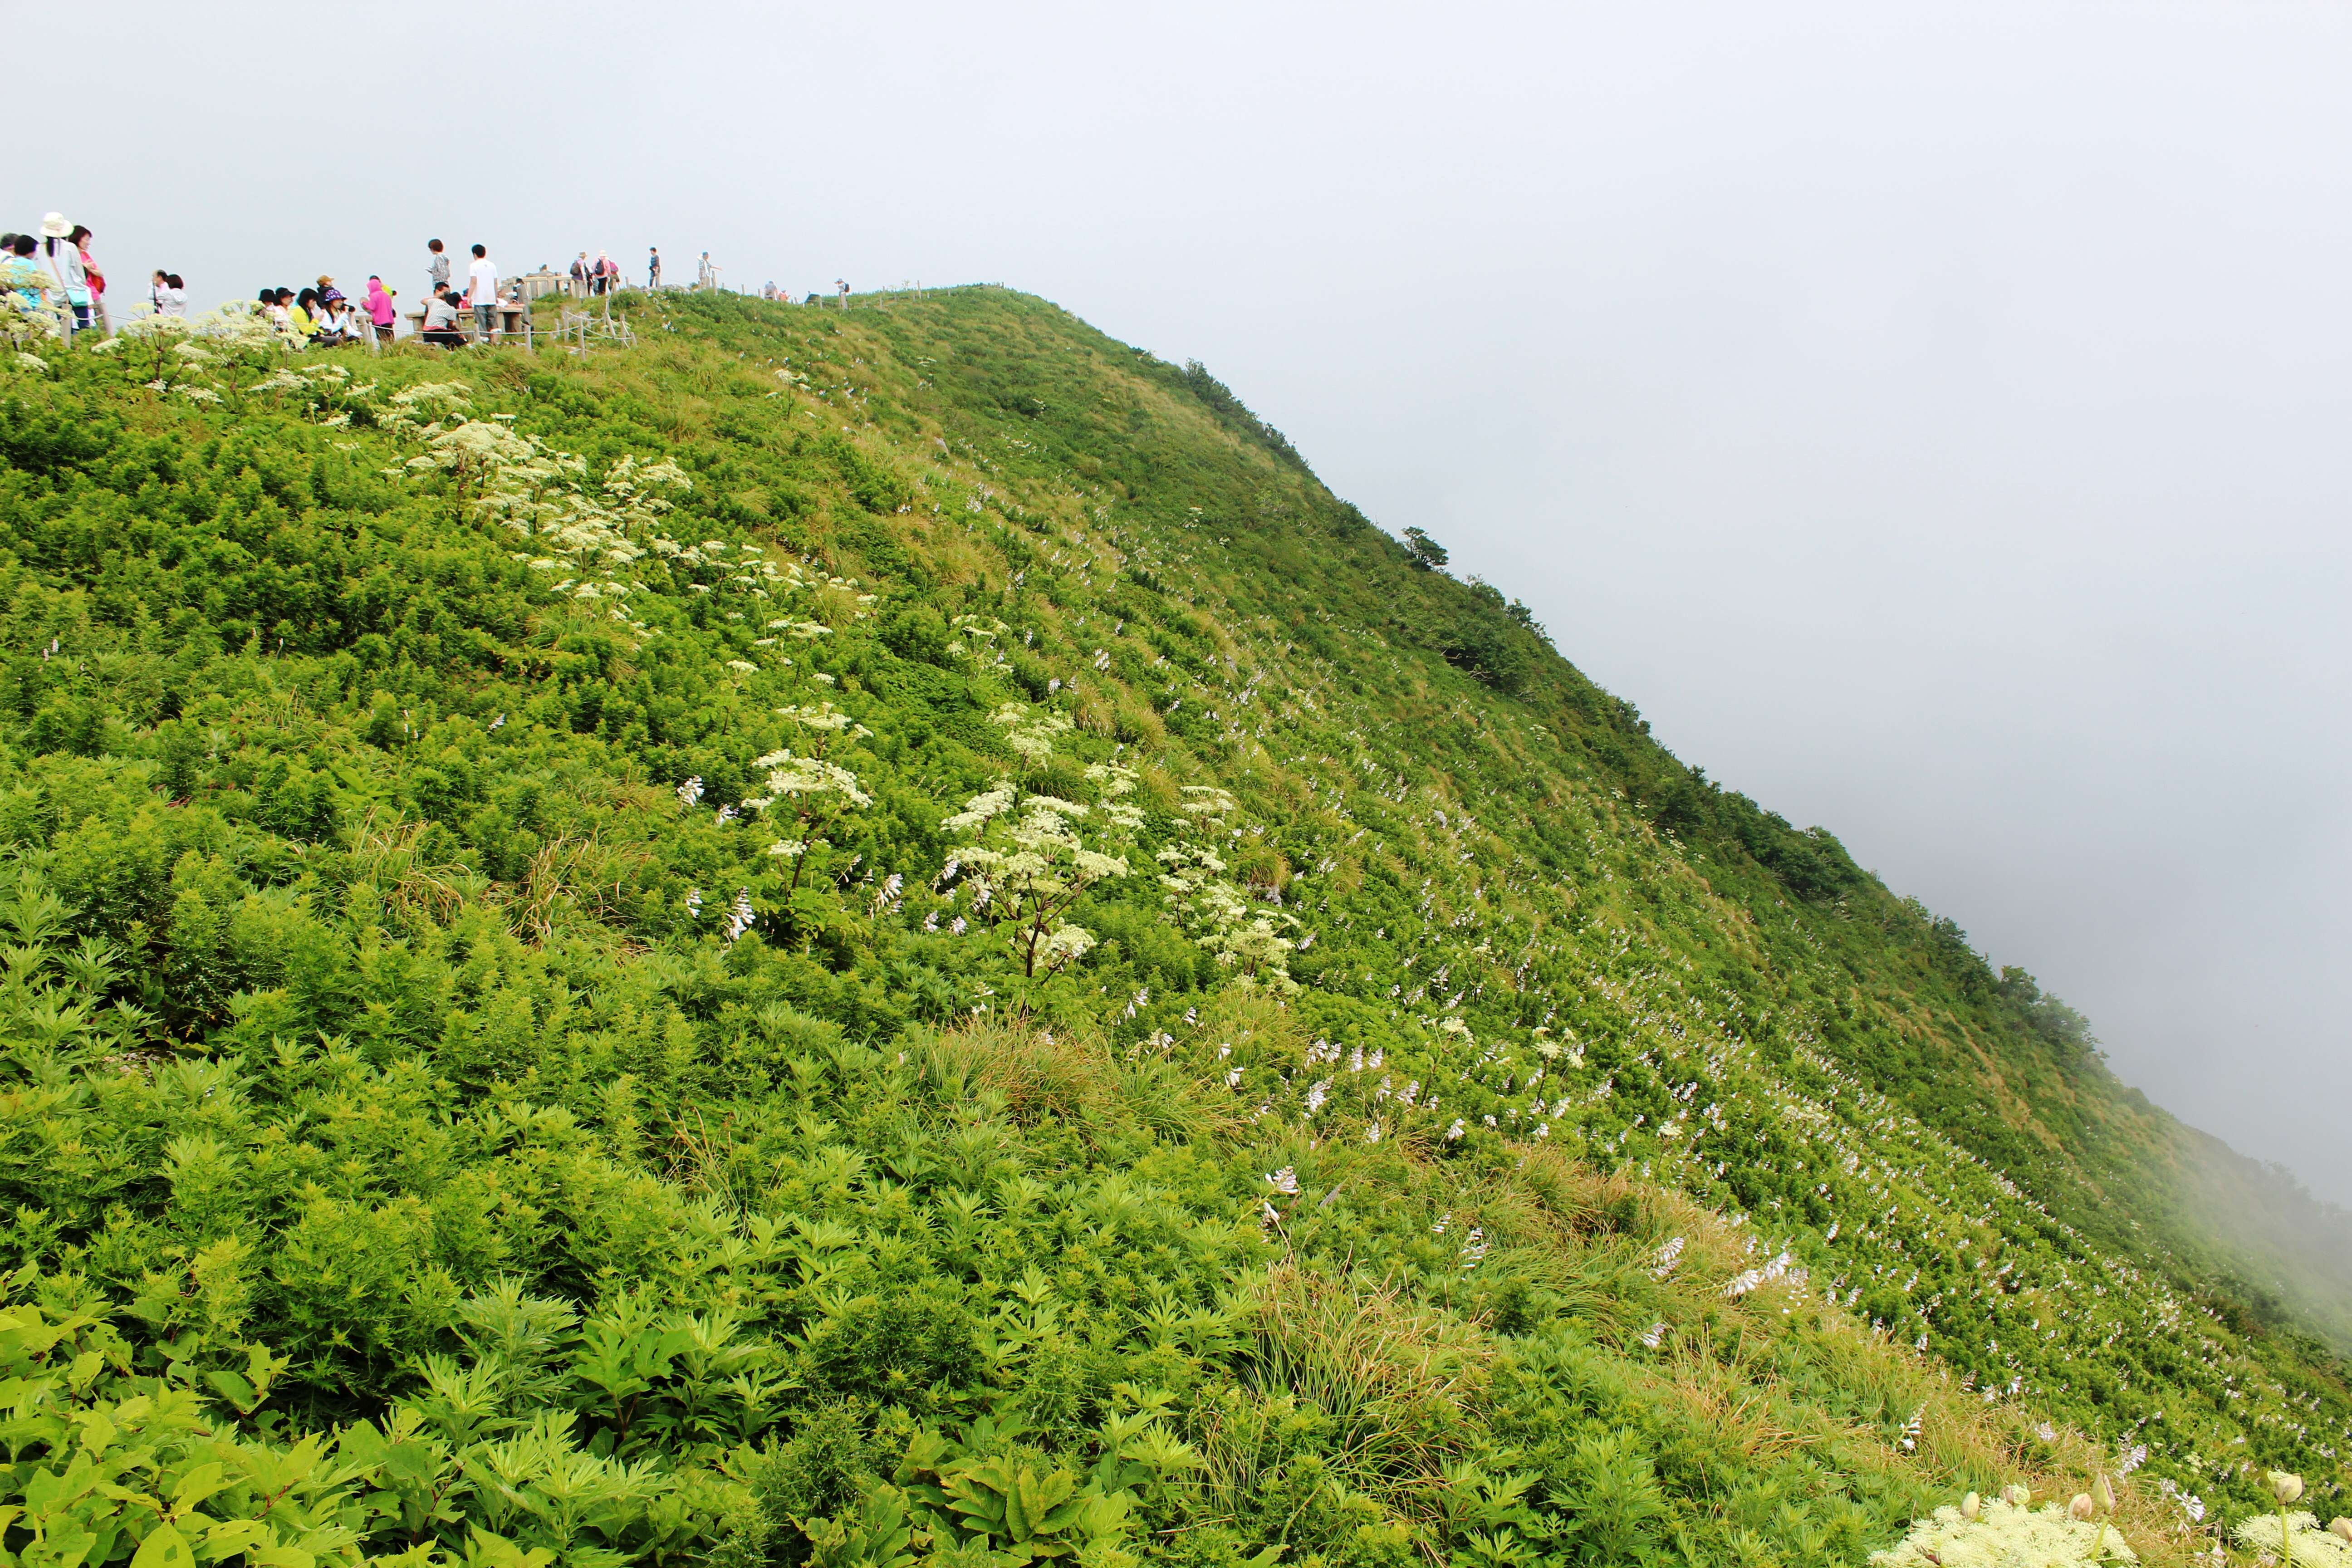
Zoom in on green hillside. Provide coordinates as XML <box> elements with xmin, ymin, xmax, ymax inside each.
<box><xmin>0</xmin><ymin>285</ymin><xmax>2345</xmax><ymax>1568</ymax></box>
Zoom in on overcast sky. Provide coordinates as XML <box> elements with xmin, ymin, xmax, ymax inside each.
<box><xmin>27</xmin><ymin>1</ymin><xmax>2352</xmax><ymax>1199</ymax></box>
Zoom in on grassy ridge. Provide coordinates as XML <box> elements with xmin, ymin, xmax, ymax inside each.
<box><xmin>0</xmin><ymin>286</ymin><xmax>2342</xmax><ymax>1568</ymax></box>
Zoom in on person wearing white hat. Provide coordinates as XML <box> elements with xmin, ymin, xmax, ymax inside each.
<box><xmin>39</xmin><ymin>214</ymin><xmax>93</xmax><ymax>332</ymax></box>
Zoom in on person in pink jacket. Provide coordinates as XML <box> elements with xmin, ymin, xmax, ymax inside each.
<box><xmin>364</xmin><ymin>276</ymin><xmax>399</xmax><ymax>343</ymax></box>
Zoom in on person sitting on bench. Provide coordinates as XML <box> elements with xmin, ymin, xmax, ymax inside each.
<box><xmin>421</xmin><ymin>283</ymin><xmax>467</xmax><ymax>346</ymax></box>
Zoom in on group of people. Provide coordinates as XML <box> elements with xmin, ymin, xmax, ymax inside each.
<box><xmin>568</xmin><ymin>246</ymin><xmax>665</xmax><ymax>294</ymax></box>
<box><xmin>254</xmin><ymin>276</ymin><xmax>399</xmax><ymax>347</ymax></box>
<box><xmin>5</xmin><ymin>217</ymin><xmax>746</xmax><ymax>351</ymax></box>
<box><xmin>0</xmin><ymin>214</ymin><xmax>108</xmax><ymax>330</ymax></box>
<box><xmin>418</xmin><ymin>238</ymin><xmax>510</xmax><ymax>346</ymax></box>
<box><xmin>568</xmin><ymin>251</ymin><xmax>626</xmax><ymax>296</ymax></box>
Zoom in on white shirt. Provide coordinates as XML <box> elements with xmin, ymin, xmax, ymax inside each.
<box><xmin>466</xmin><ymin>256</ymin><xmax>498</xmax><ymax>304</ymax></box>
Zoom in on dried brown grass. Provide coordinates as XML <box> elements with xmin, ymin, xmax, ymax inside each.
<box><xmin>502</xmin><ymin>833</ymin><xmax>648</xmax><ymax>946</ymax></box>
<box><xmin>346</xmin><ymin>808</ymin><xmax>482</xmax><ymax>927</ymax></box>
<box><xmin>906</xmin><ymin>1019</ymin><xmax>1242</xmax><ymax>1148</ymax></box>
<box><xmin>1195</xmin><ymin>1262</ymin><xmax>1494</xmax><ymax>1533</ymax></box>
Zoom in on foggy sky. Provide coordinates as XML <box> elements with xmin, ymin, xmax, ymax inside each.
<box><xmin>26</xmin><ymin>2</ymin><xmax>2352</xmax><ymax>1198</ymax></box>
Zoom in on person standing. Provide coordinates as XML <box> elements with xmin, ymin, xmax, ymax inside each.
<box><xmin>1</xmin><ymin>234</ymin><xmax>49</xmax><ymax>314</ymax></box>
<box><xmin>39</xmin><ymin>215</ymin><xmax>91</xmax><ymax>332</ymax></box>
<box><xmin>72</xmin><ymin>225</ymin><xmax>107</xmax><ymax>333</ymax></box>
<box><xmin>569</xmin><ymin>252</ymin><xmax>588</xmax><ymax>299</ymax></box>
<box><xmin>365</xmin><ymin>275</ymin><xmax>398</xmax><ymax>342</ymax></box>
<box><xmin>427</xmin><ymin>238</ymin><xmax>451</xmax><ymax>294</ymax></box>
<box><xmin>647</xmin><ymin>246</ymin><xmax>661</xmax><ymax>289</ymax></box>
<box><xmin>466</xmin><ymin>243</ymin><xmax>499</xmax><ymax>341</ymax></box>
<box><xmin>696</xmin><ymin>251</ymin><xmax>715</xmax><ymax>290</ymax></box>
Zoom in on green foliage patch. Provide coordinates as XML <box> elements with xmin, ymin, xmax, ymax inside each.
<box><xmin>0</xmin><ymin>287</ymin><xmax>2346</xmax><ymax>1568</ymax></box>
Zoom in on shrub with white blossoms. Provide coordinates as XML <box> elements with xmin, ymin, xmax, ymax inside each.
<box><xmin>992</xmin><ymin>701</ymin><xmax>1072</xmax><ymax>769</ymax></box>
<box><xmin>2235</xmin><ymin>1511</ymin><xmax>2352</xmax><ymax>1565</ymax></box>
<box><xmin>1869</xmin><ymin>1494</ymin><xmax>2136</xmax><ymax>1566</ymax></box>
<box><xmin>941</xmin><ymin>778</ymin><xmax>1132</xmax><ymax>979</ymax></box>
<box><xmin>755</xmin><ymin>747</ymin><xmax>874</xmax><ymax>891</ymax></box>
<box><xmin>2234</xmin><ymin>1472</ymin><xmax>2352</xmax><ymax>1568</ymax></box>
<box><xmin>1178</xmin><ymin>784</ymin><xmax>1237</xmax><ymax>818</ymax></box>
<box><xmin>395</xmin><ymin>416</ymin><xmax>691</xmax><ymax>604</ymax></box>
<box><xmin>774</xmin><ymin>701</ymin><xmax>871</xmax><ymax>752</ymax></box>
<box><xmin>0</xmin><ymin>294</ymin><xmax>65</xmax><ymax>352</ymax></box>
<box><xmin>1156</xmin><ymin>842</ymin><xmax>1300</xmax><ymax>995</ymax></box>
<box><xmin>408</xmin><ymin>415</ymin><xmax>542</xmax><ymax>490</ymax></box>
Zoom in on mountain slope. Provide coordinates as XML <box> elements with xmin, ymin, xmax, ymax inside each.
<box><xmin>0</xmin><ymin>285</ymin><xmax>2342</xmax><ymax>1568</ymax></box>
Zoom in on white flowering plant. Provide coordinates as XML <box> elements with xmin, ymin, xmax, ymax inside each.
<box><xmin>1870</xmin><ymin>1494</ymin><xmax>2136</xmax><ymax>1566</ymax></box>
<box><xmin>0</xmin><ymin>294</ymin><xmax>64</xmax><ymax>351</ymax></box>
<box><xmin>1156</xmin><ymin>841</ymin><xmax>1300</xmax><ymax>995</ymax></box>
<box><xmin>941</xmin><ymin>778</ymin><xmax>1132</xmax><ymax>980</ymax></box>
<box><xmin>991</xmin><ymin>700</ymin><xmax>1072</xmax><ymax>769</ymax></box>
<box><xmin>755</xmin><ymin>748</ymin><xmax>874</xmax><ymax>892</ymax></box>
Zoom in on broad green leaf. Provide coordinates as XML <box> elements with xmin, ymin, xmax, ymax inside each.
<box><xmin>130</xmin><ymin>1522</ymin><xmax>194</xmax><ymax>1568</ymax></box>
<box><xmin>170</xmin><ymin>1463</ymin><xmax>225</xmax><ymax>1515</ymax></box>
<box><xmin>203</xmin><ymin>1371</ymin><xmax>257</xmax><ymax>1413</ymax></box>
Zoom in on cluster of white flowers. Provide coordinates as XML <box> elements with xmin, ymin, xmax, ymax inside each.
<box><xmin>1157</xmin><ymin>842</ymin><xmax>1300</xmax><ymax>994</ymax></box>
<box><xmin>723</xmin><ymin>890</ymin><xmax>755</xmax><ymax>942</ymax></box>
<box><xmin>941</xmin><ymin>771</ymin><xmax>1135</xmax><ymax>978</ymax></box>
<box><xmin>1724</xmin><ymin>1249</ymin><xmax>1798</xmax><ymax>1299</ymax></box>
<box><xmin>993</xmin><ymin>701</ymin><xmax>1073</xmax><ymax>766</ymax></box>
<box><xmin>1177</xmin><ymin>784</ymin><xmax>1237</xmax><ymax>817</ymax></box>
<box><xmin>1869</xmin><ymin>1496</ymin><xmax>2139</xmax><ymax>1566</ymax></box>
<box><xmin>775</xmin><ymin>701</ymin><xmax>870</xmax><ymax>743</ymax></box>
<box><xmin>2231</xmin><ymin>1512</ymin><xmax>2352</xmax><ymax>1566</ymax></box>
<box><xmin>753</xmin><ymin>750</ymin><xmax>874</xmax><ymax>810</ymax></box>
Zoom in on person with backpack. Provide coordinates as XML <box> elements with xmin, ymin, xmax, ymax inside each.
<box><xmin>570</xmin><ymin>253</ymin><xmax>588</xmax><ymax>298</ymax></box>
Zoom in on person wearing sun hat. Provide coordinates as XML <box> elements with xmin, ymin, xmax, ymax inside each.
<box><xmin>38</xmin><ymin>213</ymin><xmax>93</xmax><ymax>332</ymax></box>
